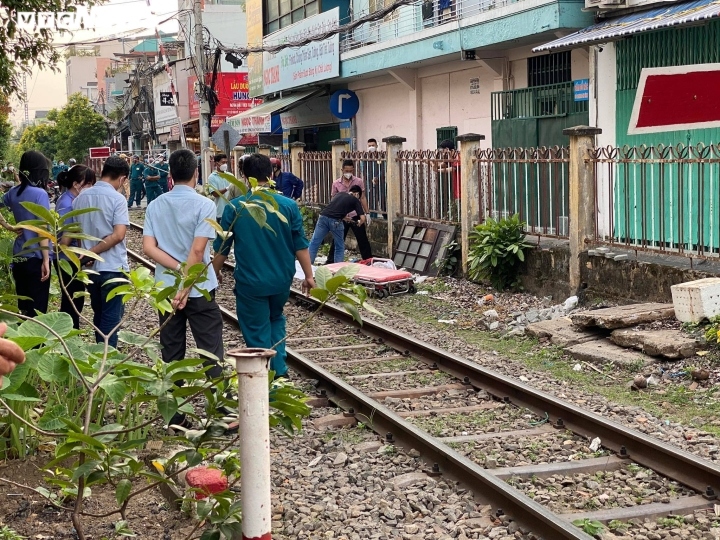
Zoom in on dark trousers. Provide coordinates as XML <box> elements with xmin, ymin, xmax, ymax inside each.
<box><xmin>158</xmin><ymin>290</ymin><xmax>224</xmax><ymax>382</ymax></box>
<box><xmin>146</xmin><ymin>181</ymin><xmax>163</xmax><ymax>204</ymax></box>
<box><xmin>89</xmin><ymin>271</ymin><xmax>125</xmax><ymax>348</ymax></box>
<box><xmin>329</xmin><ymin>221</ymin><xmax>373</xmax><ymax>261</ymax></box>
<box><xmin>128</xmin><ymin>179</ymin><xmax>144</xmax><ymax>207</ymax></box>
<box><xmin>54</xmin><ymin>259</ymin><xmax>86</xmax><ymax>329</ymax></box>
<box><xmin>12</xmin><ymin>258</ymin><xmax>50</xmax><ymax>316</ymax></box>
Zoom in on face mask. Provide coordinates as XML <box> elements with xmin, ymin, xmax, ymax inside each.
<box><xmin>220</xmin><ymin>164</ymin><xmax>228</xmax><ymax>172</ymax></box>
<box><xmin>343</xmin><ymin>172</ymin><xmax>352</xmax><ymax>179</ymax></box>
<box><xmin>8</xmin><ymin>166</ymin><xmax>13</xmax><ymax>172</ymax></box>
<box><xmin>368</xmin><ymin>146</ymin><xmax>376</xmax><ymax>151</ymax></box>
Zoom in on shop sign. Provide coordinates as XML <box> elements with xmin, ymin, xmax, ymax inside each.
<box><xmin>262</xmin><ymin>8</ymin><xmax>339</xmax><ymax>94</ymax></box>
<box><xmin>280</xmin><ymin>96</ymin><xmax>338</xmax><ymax>129</ymax></box>
<box><xmin>228</xmin><ymin>113</ymin><xmax>272</xmax><ymax>134</ymax></box>
<box><xmin>188</xmin><ymin>73</ymin><xmax>259</xmax><ymax>119</ymax></box>
<box><xmin>573</xmin><ymin>79</ymin><xmax>589</xmax><ymax>102</ymax></box>
<box><xmin>154</xmin><ymin>78</ymin><xmax>178</xmax><ymax>127</ymax></box>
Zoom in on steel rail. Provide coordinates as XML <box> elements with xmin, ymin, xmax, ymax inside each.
<box><xmin>124</xmin><ymin>245</ymin><xmax>593</xmax><ymax>539</ymax></box>
<box><xmin>127</xmin><ymin>220</ymin><xmax>720</xmax><ymax>494</ymax></box>
<box><xmin>289</xmin><ymin>289</ymin><xmax>720</xmax><ymax>497</ymax></box>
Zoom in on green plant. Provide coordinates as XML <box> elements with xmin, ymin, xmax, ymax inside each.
<box><xmin>0</xmin><ymin>181</ymin><xmax>380</xmax><ymax>540</ymax></box>
<box><xmin>0</xmin><ymin>525</ymin><xmax>25</xmax><ymax>540</ymax></box>
<box><xmin>572</xmin><ymin>518</ymin><xmax>604</xmax><ymax>537</ymax></box>
<box><xmin>705</xmin><ymin>316</ymin><xmax>720</xmax><ymax>346</ymax></box>
<box><xmin>467</xmin><ymin>214</ymin><xmax>532</xmax><ymax>290</ymax></box>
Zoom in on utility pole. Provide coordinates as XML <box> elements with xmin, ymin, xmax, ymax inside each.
<box><xmin>194</xmin><ymin>0</ymin><xmax>210</xmax><ymax>165</ymax></box>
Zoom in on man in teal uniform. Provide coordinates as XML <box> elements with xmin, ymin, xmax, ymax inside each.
<box><xmin>155</xmin><ymin>154</ymin><xmax>170</xmax><ymax>193</ymax></box>
<box><xmin>144</xmin><ymin>159</ymin><xmax>163</xmax><ymax>204</ymax></box>
<box><xmin>128</xmin><ymin>155</ymin><xmax>145</xmax><ymax>208</ymax></box>
<box><xmin>211</xmin><ymin>154</ymin><xmax>315</xmax><ymax>378</ymax></box>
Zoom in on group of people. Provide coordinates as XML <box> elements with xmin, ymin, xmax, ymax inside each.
<box><xmin>125</xmin><ymin>153</ymin><xmax>170</xmax><ymax>208</ymax></box>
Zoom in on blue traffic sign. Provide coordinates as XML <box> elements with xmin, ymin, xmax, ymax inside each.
<box><xmin>329</xmin><ymin>90</ymin><xmax>360</xmax><ymax>120</ymax></box>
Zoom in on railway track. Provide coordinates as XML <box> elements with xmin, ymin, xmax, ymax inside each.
<box><xmin>126</xmin><ymin>220</ymin><xmax>720</xmax><ymax>540</ymax></box>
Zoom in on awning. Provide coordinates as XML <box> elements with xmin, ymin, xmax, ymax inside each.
<box><xmin>533</xmin><ymin>0</ymin><xmax>720</xmax><ymax>52</ymax></box>
<box><xmin>227</xmin><ymin>89</ymin><xmax>320</xmax><ymax>134</ymax></box>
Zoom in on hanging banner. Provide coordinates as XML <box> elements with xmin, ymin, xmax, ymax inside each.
<box><xmin>247</xmin><ymin>0</ymin><xmax>264</xmax><ymax>98</ymax></box>
<box><xmin>188</xmin><ymin>73</ymin><xmax>258</xmax><ymax>120</ymax></box>
<box><xmin>262</xmin><ymin>8</ymin><xmax>339</xmax><ymax>94</ymax></box>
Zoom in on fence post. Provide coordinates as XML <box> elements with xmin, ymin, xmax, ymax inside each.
<box><xmin>382</xmin><ymin>136</ymin><xmax>406</xmax><ymax>258</ymax></box>
<box><xmin>290</xmin><ymin>142</ymin><xmax>305</xmax><ymax>176</ymax></box>
<box><xmin>232</xmin><ymin>146</ymin><xmax>245</xmax><ymax>177</ymax></box>
<box><xmin>258</xmin><ymin>144</ymin><xmax>272</xmax><ymax>156</ymax></box>
<box><xmin>227</xmin><ymin>347</ymin><xmax>275</xmax><ymax>540</ymax></box>
<box><xmin>456</xmin><ymin>134</ymin><xmax>485</xmax><ymax>275</ymax></box>
<box><xmin>202</xmin><ymin>147</ymin><xmax>214</xmax><ymax>185</ymax></box>
<box><xmin>563</xmin><ymin>126</ymin><xmax>601</xmax><ymax>293</ymax></box>
<box><xmin>330</xmin><ymin>139</ymin><xmax>350</xmax><ymax>181</ymax></box>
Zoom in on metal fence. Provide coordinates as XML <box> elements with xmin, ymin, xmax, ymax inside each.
<box><xmin>475</xmin><ymin>146</ymin><xmax>570</xmax><ymax>238</ymax></box>
<box><xmin>397</xmin><ymin>149</ymin><xmax>461</xmax><ymax>222</ymax></box>
<box><xmin>298</xmin><ymin>151</ymin><xmax>333</xmax><ymax>207</ymax></box>
<box><xmin>591</xmin><ymin>144</ymin><xmax>720</xmax><ymax>259</ymax></box>
<box><xmin>342</xmin><ymin>150</ymin><xmax>387</xmax><ymax>215</ymax></box>
<box><xmin>270</xmin><ymin>152</ymin><xmax>292</xmax><ymax>173</ymax></box>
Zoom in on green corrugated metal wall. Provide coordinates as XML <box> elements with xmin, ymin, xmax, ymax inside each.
<box><xmin>614</xmin><ymin>23</ymin><xmax>720</xmax><ymax>252</ymax></box>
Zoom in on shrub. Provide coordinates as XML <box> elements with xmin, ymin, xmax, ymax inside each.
<box><xmin>467</xmin><ymin>214</ymin><xmax>532</xmax><ymax>290</ymax></box>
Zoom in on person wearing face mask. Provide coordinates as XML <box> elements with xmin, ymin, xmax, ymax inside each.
<box><xmin>72</xmin><ymin>156</ymin><xmax>130</xmax><ymax>348</ymax></box>
<box><xmin>56</xmin><ymin>164</ymin><xmax>94</xmax><ymax>328</ymax></box>
<box><xmin>0</xmin><ymin>150</ymin><xmax>52</xmax><ymax>316</ymax></box>
<box><xmin>327</xmin><ymin>159</ymin><xmax>373</xmax><ymax>262</ymax></box>
<box><xmin>144</xmin><ymin>158</ymin><xmax>163</xmax><ymax>204</ymax></box>
<box><xmin>362</xmin><ymin>138</ymin><xmax>386</xmax><ymax>219</ymax></box>
<box><xmin>155</xmin><ymin>154</ymin><xmax>170</xmax><ymax>194</ymax></box>
<box><xmin>128</xmin><ymin>155</ymin><xmax>145</xmax><ymax>209</ymax></box>
<box><xmin>207</xmin><ymin>154</ymin><xmax>230</xmax><ymax>220</ymax></box>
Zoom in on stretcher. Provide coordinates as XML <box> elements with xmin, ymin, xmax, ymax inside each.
<box><xmin>324</xmin><ymin>259</ymin><xmax>417</xmax><ymax>298</ymax></box>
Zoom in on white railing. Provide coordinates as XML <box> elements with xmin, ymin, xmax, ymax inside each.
<box><xmin>341</xmin><ymin>0</ymin><xmax>518</xmax><ymax>53</ymax></box>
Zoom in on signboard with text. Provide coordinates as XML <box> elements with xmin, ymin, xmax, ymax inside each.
<box><xmin>89</xmin><ymin>146</ymin><xmax>111</xmax><ymax>159</ymax></box>
<box><xmin>280</xmin><ymin>96</ymin><xmax>338</xmax><ymax>129</ymax></box>
<box><xmin>573</xmin><ymin>79</ymin><xmax>589</xmax><ymax>102</ymax></box>
<box><xmin>247</xmin><ymin>0</ymin><xmax>264</xmax><ymax>97</ymax></box>
<box><xmin>228</xmin><ymin>112</ymin><xmax>272</xmax><ymax>134</ymax></box>
<box><xmin>188</xmin><ymin>72</ymin><xmax>259</xmax><ymax>121</ymax></box>
<box><xmin>262</xmin><ymin>8</ymin><xmax>339</xmax><ymax>95</ymax></box>
<box><xmin>154</xmin><ymin>79</ymin><xmax>178</xmax><ymax>127</ymax></box>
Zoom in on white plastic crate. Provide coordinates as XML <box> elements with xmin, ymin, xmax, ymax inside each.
<box><xmin>671</xmin><ymin>278</ymin><xmax>720</xmax><ymax>323</ymax></box>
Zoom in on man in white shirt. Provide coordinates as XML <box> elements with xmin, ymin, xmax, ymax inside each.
<box><xmin>142</xmin><ymin>148</ymin><xmax>224</xmax><ymax>428</ymax></box>
<box><xmin>207</xmin><ymin>153</ymin><xmax>230</xmax><ymax>219</ymax></box>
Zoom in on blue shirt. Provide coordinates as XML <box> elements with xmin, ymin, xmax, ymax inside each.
<box><xmin>207</xmin><ymin>171</ymin><xmax>230</xmax><ymax>218</ymax></box>
<box><xmin>213</xmin><ymin>189</ymin><xmax>309</xmax><ymax>295</ymax></box>
<box><xmin>143</xmin><ymin>185</ymin><xmax>218</xmax><ymax>297</ymax></box>
<box><xmin>73</xmin><ymin>181</ymin><xmax>130</xmax><ymax>272</ymax></box>
<box><xmin>56</xmin><ymin>190</ymin><xmax>77</xmax><ymax>259</ymax></box>
<box><xmin>1</xmin><ymin>185</ymin><xmax>50</xmax><ymax>259</ymax></box>
<box><xmin>275</xmin><ymin>171</ymin><xmax>304</xmax><ymax>199</ymax></box>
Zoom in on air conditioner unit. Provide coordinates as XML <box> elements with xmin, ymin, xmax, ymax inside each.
<box><xmin>585</xmin><ymin>0</ymin><xmax>624</xmax><ymax>9</ymax></box>
<box><xmin>626</xmin><ymin>0</ymin><xmax>676</xmax><ymax>7</ymax></box>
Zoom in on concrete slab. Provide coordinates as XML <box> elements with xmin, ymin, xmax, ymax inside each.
<box><xmin>561</xmin><ymin>495</ymin><xmax>712</xmax><ymax>524</ymax></box>
<box><xmin>488</xmin><ymin>456</ymin><xmax>626</xmax><ymax>479</ymax></box>
<box><xmin>393</xmin><ymin>472</ymin><xmax>431</xmax><ymax>489</ymax></box>
<box><xmin>367</xmin><ymin>383</ymin><xmax>467</xmax><ymax>400</ymax></box>
<box><xmin>565</xmin><ymin>339</ymin><xmax>655</xmax><ymax>367</ymax></box>
<box><xmin>571</xmin><ymin>303</ymin><xmax>675</xmax><ymax>329</ymax></box>
<box><xmin>610</xmin><ymin>328</ymin><xmax>700</xmax><ymax>359</ymax></box>
<box><xmin>440</xmin><ymin>426</ymin><xmax>554</xmax><ymax>443</ymax></box>
<box><xmin>312</xmin><ymin>414</ymin><xmax>358</xmax><ymax>431</ymax></box>
<box><xmin>526</xmin><ymin>318</ymin><xmax>603</xmax><ymax>347</ymax></box>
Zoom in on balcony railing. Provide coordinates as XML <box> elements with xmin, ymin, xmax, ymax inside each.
<box><xmin>491</xmin><ymin>82</ymin><xmax>588</xmax><ymax>121</ymax></box>
<box><xmin>341</xmin><ymin>0</ymin><xmax>518</xmax><ymax>53</ymax></box>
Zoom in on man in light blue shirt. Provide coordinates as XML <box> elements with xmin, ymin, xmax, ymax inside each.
<box><xmin>207</xmin><ymin>153</ymin><xmax>230</xmax><ymax>219</ymax></box>
<box><xmin>143</xmin><ymin>148</ymin><xmax>224</xmax><ymax>429</ymax></box>
<box><xmin>73</xmin><ymin>156</ymin><xmax>130</xmax><ymax>348</ymax></box>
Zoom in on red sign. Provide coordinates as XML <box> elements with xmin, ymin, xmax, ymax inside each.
<box><xmin>188</xmin><ymin>72</ymin><xmax>258</xmax><ymax>120</ymax></box>
<box><xmin>629</xmin><ymin>63</ymin><xmax>720</xmax><ymax>135</ymax></box>
<box><xmin>89</xmin><ymin>146</ymin><xmax>111</xmax><ymax>158</ymax></box>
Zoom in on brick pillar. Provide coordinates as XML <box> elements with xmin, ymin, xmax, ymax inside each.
<box><xmin>258</xmin><ymin>144</ymin><xmax>272</xmax><ymax>156</ymax></box>
<box><xmin>456</xmin><ymin>133</ymin><xmax>485</xmax><ymax>275</ymax></box>
<box><xmin>382</xmin><ymin>136</ymin><xmax>406</xmax><ymax>257</ymax></box>
<box><xmin>290</xmin><ymin>141</ymin><xmax>305</xmax><ymax>176</ymax></box>
<box><xmin>563</xmin><ymin>126</ymin><xmax>602</xmax><ymax>293</ymax></box>
<box><xmin>330</xmin><ymin>139</ymin><xmax>350</xmax><ymax>182</ymax></box>
<box><xmin>232</xmin><ymin>146</ymin><xmax>245</xmax><ymax>177</ymax></box>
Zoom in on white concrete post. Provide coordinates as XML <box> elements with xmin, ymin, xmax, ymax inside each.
<box><xmin>330</xmin><ymin>139</ymin><xmax>350</xmax><ymax>182</ymax></box>
<box><xmin>563</xmin><ymin>126</ymin><xmax>602</xmax><ymax>293</ymax></box>
<box><xmin>290</xmin><ymin>142</ymin><xmax>305</xmax><ymax>176</ymax></box>
<box><xmin>228</xmin><ymin>347</ymin><xmax>276</xmax><ymax>540</ymax></box>
<box><xmin>202</xmin><ymin>147</ymin><xmax>214</xmax><ymax>186</ymax></box>
<box><xmin>258</xmin><ymin>144</ymin><xmax>272</xmax><ymax>157</ymax></box>
<box><xmin>456</xmin><ymin>133</ymin><xmax>485</xmax><ymax>275</ymax></box>
<box><xmin>382</xmin><ymin>136</ymin><xmax>406</xmax><ymax>258</ymax></box>
<box><xmin>232</xmin><ymin>146</ymin><xmax>246</xmax><ymax>177</ymax></box>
